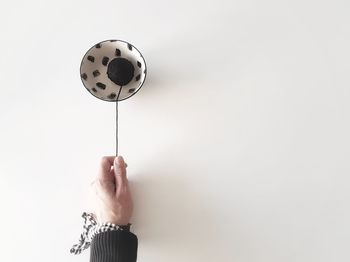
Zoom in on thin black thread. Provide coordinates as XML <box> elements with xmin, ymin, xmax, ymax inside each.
<box><xmin>115</xmin><ymin>86</ymin><xmax>123</xmax><ymax>156</ymax></box>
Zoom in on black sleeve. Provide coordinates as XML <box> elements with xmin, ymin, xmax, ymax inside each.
<box><xmin>90</xmin><ymin>231</ymin><xmax>138</xmax><ymax>262</ymax></box>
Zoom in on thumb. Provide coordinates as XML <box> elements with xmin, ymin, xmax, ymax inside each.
<box><xmin>114</xmin><ymin>156</ymin><xmax>127</xmax><ymax>187</ymax></box>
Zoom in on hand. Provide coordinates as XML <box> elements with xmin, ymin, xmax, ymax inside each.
<box><xmin>93</xmin><ymin>155</ymin><xmax>133</xmax><ymax>225</ymax></box>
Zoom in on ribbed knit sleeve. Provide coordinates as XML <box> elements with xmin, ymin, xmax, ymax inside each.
<box><xmin>90</xmin><ymin>230</ymin><xmax>138</xmax><ymax>262</ymax></box>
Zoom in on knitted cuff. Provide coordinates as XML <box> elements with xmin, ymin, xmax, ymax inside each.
<box><xmin>90</xmin><ymin>230</ymin><xmax>138</xmax><ymax>262</ymax></box>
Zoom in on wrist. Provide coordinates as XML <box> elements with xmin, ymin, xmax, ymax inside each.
<box><xmin>97</xmin><ymin>210</ymin><xmax>132</xmax><ymax>226</ymax></box>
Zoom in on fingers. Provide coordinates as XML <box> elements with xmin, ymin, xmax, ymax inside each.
<box><xmin>98</xmin><ymin>156</ymin><xmax>115</xmax><ymax>183</ymax></box>
<box><xmin>98</xmin><ymin>156</ymin><xmax>128</xmax><ymax>177</ymax></box>
<box><xmin>114</xmin><ymin>156</ymin><xmax>128</xmax><ymax>188</ymax></box>
<box><xmin>97</xmin><ymin>155</ymin><xmax>128</xmax><ymax>193</ymax></box>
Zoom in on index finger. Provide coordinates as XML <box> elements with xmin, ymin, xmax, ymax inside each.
<box><xmin>98</xmin><ymin>156</ymin><xmax>116</xmax><ymax>182</ymax></box>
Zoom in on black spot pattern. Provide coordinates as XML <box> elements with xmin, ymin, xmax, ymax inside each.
<box><xmin>81</xmin><ymin>73</ymin><xmax>87</xmax><ymax>80</ymax></box>
<box><xmin>102</xmin><ymin>56</ymin><xmax>109</xmax><ymax>66</ymax></box>
<box><xmin>92</xmin><ymin>87</ymin><xmax>97</xmax><ymax>92</ymax></box>
<box><xmin>135</xmin><ymin>74</ymin><xmax>141</xmax><ymax>81</ymax></box>
<box><xmin>108</xmin><ymin>93</ymin><xmax>116</xmax><ymax>99</ymax></box>
<box><xmin>144</xmin><ymin>69</ymin><xmax>147</xmax><ymax>74</ymax></box>
<box><xmin>110</xmin><ymin>40</ymin><xmax>117</xmax><ymax>42</ymax></box>
<box><xmin>115</xmin><ymin>49</ymin><xmax>121</xmax><ymax>56</ymax></box>
<box><xmin>96</xmin><ymin>82</ymin><xmax>106</xmax><ymax>90</ymax></box>
<box><xmin>137</xmin><ymin>61</ymin><xmax>141</xmax><ymax>68</ymax></box>
<box><xmin>93</xmin><ymin>70</ymin><xmax>100</xmax><ymax>77</ymax></box>
<box><xmin>127</xmin><ymin>43</ymin><xmax>132</xmax><ymax>51</ymax></box>
<box><xmin>87</xmin><ymin>56</ymin><xmax>95</xmax><ymax>62</ymax></box>
<box><xmin>95</xmin><ymin>43</ymin><xmax>101</xmax><ymax>48</ymax></box>
<box><xmin>128</xmin><ymin>88</ymin><xmax>135</xmax><ymax>93</ymax></box>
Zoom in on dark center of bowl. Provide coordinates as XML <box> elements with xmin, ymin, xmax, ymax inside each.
<box><xmin>107</xmin><ymin>58</ymin><xmax>135</xmax><ymax>86</ymax></box>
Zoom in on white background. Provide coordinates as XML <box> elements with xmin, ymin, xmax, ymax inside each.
<box><xmin>0</xmin><ymin>0</ymin><xmax>349</xmax><ymax>261</ymax></box>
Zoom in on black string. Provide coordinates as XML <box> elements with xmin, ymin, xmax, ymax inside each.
<box><xmin>115</xmin><ymin>86</ymin><xmax>123</xmax><ymax>156</ymax></box>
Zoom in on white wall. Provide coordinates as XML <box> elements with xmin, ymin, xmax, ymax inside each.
<box><xmin>0</xmin><ymin>0</ymin><xmax>349</xmax><ymax>261</ymax></box>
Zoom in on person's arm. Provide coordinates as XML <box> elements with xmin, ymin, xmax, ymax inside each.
<box><xmin>90</xmin><ymin>156</ymin><xmax>137</xmax><ymax>262</ymax></box>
